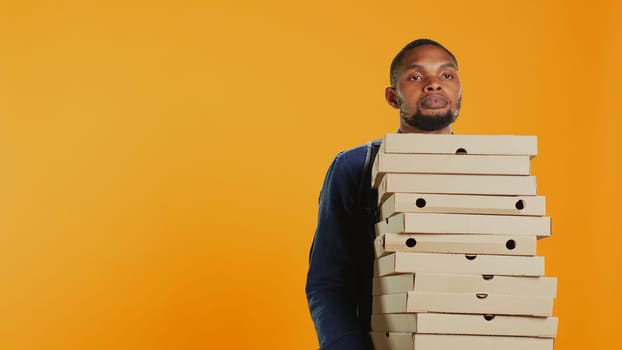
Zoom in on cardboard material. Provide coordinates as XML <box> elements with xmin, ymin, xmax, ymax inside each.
<box><xmin>375</xmin><ymin>252</ymin><xmax>545</xmax><ymax>277</ymax></box>
<box><xmin>371</xmin><ymin>332</ymin><xmax>553</xmax><ymax>350</ymax></box>
<box><xmin>371</xmin><ymin>313</ymin><xmax>418</xmax><ymax>333</ymax></box>
<box><xmin>373</xmin><ymin>274</ymin><xmax>419</xmax><ymax>296</ymax></box>
<box><xmin>370</xmin><ymin>331</ymin><xmax>412</xmax><ymax>350</ymax></box>
<box><xmin>375</xmin><ymin>213</ymin><xmax>551</xmax><ymax>238</ymax></box>
<box><xmin>371</xmin><ymin>153</ymin><xmax>530</xmax><ymax>188</ymax></box>
<box><xmin>370</xmin><ymin>313</ymin><xmax>558</xmax><ymax>337</ymax></box>
<box><xmin>373</xmin><ymin>292</ymin><xmax>553</xmax><ymax>316</ymax></box>
<box><xmin>379</xmin><ymin>133</ymin><xmax>538</xmax><ymax>156</ymax></box>
<box><xmin>376</xmin><ymin>233</ymin><xmax>537</xmax><ymax>257</ymax></box>
<box><xmin>377</xmin><ymin>173</ymin><xmax>537</xmax><ymax>204</ymax></box>
<box><xmin>380</xmin><ymin>193</ymin><xmax>546</xmax><ymax>219</ymax></box>
<box><xmin>415</xmin><ymin>334</ymin><xmax>553</xmax><ymax>350</ymax></box>
<box><xmin>373</xmin><ymin>292</ymin><xmax>408</xmax><ymax>314</ymax></box>
<box><xmin>406</xmin><ymin>291</ymin><xmax>554</xmax><ymax>316</ymax></box>
<box><xmin>372</xmin><ymin>273</ymin><xmax>557</xmax><ymax>297</ymax></box>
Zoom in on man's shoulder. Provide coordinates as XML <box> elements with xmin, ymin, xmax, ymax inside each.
<box><xmin>333</xmin><ymin>138</ymin><xmax>382</xmax><ymax>164</ymax></box>
<box><xmin>327</xmin><ymin>138</ymin><xmax>382</xmax><ymax>182</ymax></box>
<box><xmin>334</xmin><ymin>143</ymin><xmax>367</xmax><ymax>163</ymax></box>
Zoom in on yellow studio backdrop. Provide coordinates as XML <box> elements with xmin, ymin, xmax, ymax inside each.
<box><xmin>0</xmin><ymin>0</ymin><xmax>620</xmax><ymax>349</ymax></box>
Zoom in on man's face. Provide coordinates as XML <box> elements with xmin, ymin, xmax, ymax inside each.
<box><xmin>387</xmin><ymin>45</ymin><xmax>462</xmax><ymax>132</ymax></box>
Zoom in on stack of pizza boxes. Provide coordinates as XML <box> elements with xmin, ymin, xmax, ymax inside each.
<box><xmin>370</xmin><ymin>133</ymin><xmax>557</xmax><ymax>350</ymax></box>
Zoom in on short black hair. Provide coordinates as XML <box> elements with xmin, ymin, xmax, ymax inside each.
<box><xmin>390</xmin><ymin>39</ymin><xmax>458</xmax><ymax>87</ymax></box>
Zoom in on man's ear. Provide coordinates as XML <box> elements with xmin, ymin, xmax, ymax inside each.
<box><xmin>385</xmin><ymin>86</ymin><xmax>400</xmax><ymax>109</ymax></box>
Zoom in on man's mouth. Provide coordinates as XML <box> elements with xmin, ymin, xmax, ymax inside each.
<box><xmin>419</xmin><ymin>94</ymin><xmax>449</xmax><ymax>109</ymax></box>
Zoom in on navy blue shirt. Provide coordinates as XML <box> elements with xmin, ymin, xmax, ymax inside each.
<box><xmin>305</xmin><ymin>143</ymin><xmax>379</xmax><ymax>350</ymax></box>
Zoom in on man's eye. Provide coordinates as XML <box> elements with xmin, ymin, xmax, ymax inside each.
<box><xmin>442</xmin><ymin>73</ymin><xmax>453</xmax><ymax>79</ymax></box>
<box><xmin>409</xmin><ymin>75</ymin><xmax>423</xmax><ymax>81</ymax></box>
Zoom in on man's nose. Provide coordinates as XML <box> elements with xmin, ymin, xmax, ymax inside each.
<box><xmin>425</xmin><ymin>81</ymin><xmax>442</xmax><ymax>91</ymax></box>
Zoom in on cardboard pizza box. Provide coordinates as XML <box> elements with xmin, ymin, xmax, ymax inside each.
<box><xmin>375</xmin><ymin>213</ymin><xmax>551</xmax><ymax>238</ymax></box>
<box><xmin>372</xmin><ymin>273</ymin><xmax>557</xmax><ymax>297</ymax></box>
<box><xmin>380</xmin><ymin>193</ymin><xmax>545</xmax><ymax>219</ymax></box>
<box><xmin>372</xmin><ymin>292</ymin><xmax>553</xmax><ymax>316</ymax></box>
<box><xmin>370</xmin><ymin>331</ymin><xmax>413</xmax><ymax>350</ymax></box>
<box><xmin>379</xmin><ymin>133</ymin><xmax>538</xmax><ymax>157</ymax></box>
<box><xmin>371</xmin><ymin>332</ymin><xmax>553</xmax><ymax>350</ymax></box>
<box><xmin>375</xmin><ymin>233</ymin><xmax>537</xmax><ymax>257</ymax></box>
<box><xmin>406</xmin><ymin>291</ymin><xmax>554</xmax><ymax>317</ymax></box>
<box><xmin>370</xmin><ymin>313</ymin><xmax>558</xmax><ymax>337</ymax></box>
<box><xmin>371</xmin><ymin>152</ymin><xmax>530</xmax><ymax>188</ymax></box>
<box><xmin>377</xmin><ymin>173</ymin><xmax>537</xmax><ymax>204</ymax></box>
<box><xmin>375</xmin><ymin>252</ymin><xmax>544</xmax><ymax>277</ymax></box>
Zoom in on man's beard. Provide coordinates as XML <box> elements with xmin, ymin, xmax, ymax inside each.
<box><xmin>401</xmin><ymin>108</ymin><xmax>459</xmax><ymax>131</ymax></box>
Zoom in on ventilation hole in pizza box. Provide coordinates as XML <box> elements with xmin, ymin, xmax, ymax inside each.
<box><xmin>482</xmin><ymin>275</ymin><xmax>494</xmax><ymax>280</ymax></box>
<box><xmin>455</xmin><ymin>148</ymin><xmax>467</xmax><ymax>154</ymax></box>
<box><xmin>476</xmin><ymin>293</ymin><xmax>488</xmax><ymax>299</ymax></box>
<box><xmin>515</xmin><ymin>199</ymin><xmax>525</xmax><ymax>210</ymax></box>
<box><xmin>465</xmin><ymin>254</ymin><xmax>477</xmax><ymax>260</ymax></box>
<box><xmin>405</xmin><ymin>238</ymin><xmax>417</xmax><ymax>248</ymax></box>
<box><xmin>506</xmin><ymin>239</ymin><xmax>516</xmax><ymax>250</ymax></box>
<box><xmin>385</xmin><ymin>332</ymin><xmax>390</xmax><ymax>338</ymax></box>
<box><xmin>385</xmin><ymin>218</ymin><xmax>389</xmax><ymax>224</ymax></box>
<box><xmin>416</xmin><ymin>198</ymin><xmax>426</xmax><ymax>208</ymax></box>
<box><xmin>484</xmin><ymin>314</ymin><xmax>495</xmax><ymax>321</ymax></box>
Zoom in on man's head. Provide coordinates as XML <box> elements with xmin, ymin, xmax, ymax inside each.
<box><xmin>385</xmin><ymin>39</ymin><xmax>462</xmax><ymax>133</ymax></box>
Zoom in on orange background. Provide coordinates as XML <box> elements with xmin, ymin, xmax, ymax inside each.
<box><xmin>0</xmin><ymin>1</ymin><xmax>620</xmax><ymax>349</ymax></box>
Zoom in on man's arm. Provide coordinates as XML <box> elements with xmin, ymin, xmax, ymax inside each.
<box><xmin>305</xmin><ymin>150</ymin><xmax>372</xmax><ymax>350</ymax></box>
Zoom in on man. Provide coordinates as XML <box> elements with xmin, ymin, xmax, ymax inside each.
<box><xmin>305</xmin><ymin>39</ymin><xmax>462</xmax><ymax>350</ymax></box>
